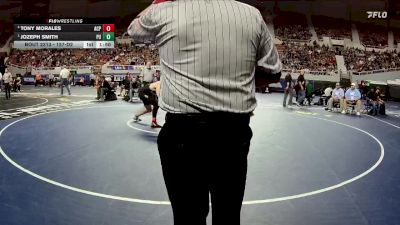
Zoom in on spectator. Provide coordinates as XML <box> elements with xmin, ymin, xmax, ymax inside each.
<box><xmin>342</xmin><ymin>83</ymin><xmax>362</xmax><ymax>116</ymax></box>
<box><xmin>97</xmin><ymin>76</ymin><xmax>111</xmax><ymax>101</ymax></box>
<box><xmin>367</xmin><ymin>87</ymin><xmax>385</xmax><ymax>115</ymax></box>
<box><xmin>283</xmin><ymin>71</ymin><xmax>294</xmax><ymax>107</ymax></box>
<box><xmin>326</xmin><ymin>83</ymin><xmax>344</xmax><ymax>111</ymax></box>
<box><xmin>359</xmin><ymin>80</ymin><xmax>367</xmax><ymax>97</ymax></box>
<box><xmin>295</xmin><ymin>71</ymin><xmax>306</xmax><ymax>105</ymax></box>
<box><xmin>3</xmin><ymin>68</ymin><xmax>12</xmax><ymax>100</ymax></box>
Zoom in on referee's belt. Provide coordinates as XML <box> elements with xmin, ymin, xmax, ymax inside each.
<box><xmin>165</xmin><ymin>112</ymin><xmax>250</xmax><ymax>125</ymax></box>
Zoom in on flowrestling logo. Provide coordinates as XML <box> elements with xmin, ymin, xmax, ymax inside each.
<box><xmin>367</xmin><ymin>11</ymin><xmax>388</xmax><ymax>19</ymax></box>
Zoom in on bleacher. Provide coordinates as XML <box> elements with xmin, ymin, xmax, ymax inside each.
<box><xmin>312</xmin><ymin>15</ymin><xmax>351</xmax><ymax>40</ymax></box>
<box><xmin>279</xmin><ymin>42</ymin><xmax>337</xmax><ymax>72</ymax></box>
<box><xmin>276</xmin><ymin>44</ymin><xmax>285</xmax><ymax>56</ymax></box>
<box><xmin>7</xmin><ymin>44</ymin><xmax>160</xmax><ymax>68</ymax></box>
<box><xmin>357</xmin><ymin>22</ymin><xmax>388</xmax><ymax>48</ymax></box>
<box><xmin>342</xmin><ymin>48</ymin><xmax>400</xmax><ymax>72</ymax></box>
<box><xmin>393</xmin><ymin>29</ymin><xmax>400</xmax><ymax>46</ymax></box>
<box><xmin>273</xmin><ymin>12</ymin><xmax>312</xmax><ymax>41</ymax></box>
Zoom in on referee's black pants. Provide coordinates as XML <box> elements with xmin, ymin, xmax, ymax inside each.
<box><xmin>157</xmin><ymin>112</ymin><xmax>252</xmax><ymax>225</ymax></box>
<box><xmin>4</xmin><ymin>83</ymin><xmax>11</xmax><ymax>99</ymax></box>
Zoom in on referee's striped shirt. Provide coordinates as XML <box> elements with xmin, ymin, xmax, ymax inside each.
<box><xmin>128</xmin><ymin>0</ymin><xmax>281</xmax><ymax>113</ymax></box>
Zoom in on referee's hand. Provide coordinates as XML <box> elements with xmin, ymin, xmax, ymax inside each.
<box><xmin>255</xmin><ymin>66</ymin><xmax>281</xmax><ymax>88</ymax></box>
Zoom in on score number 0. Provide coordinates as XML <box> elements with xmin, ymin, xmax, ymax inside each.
<box><xmin>102</xmin><ymin>24</ymin><xmax>115</xmax><ymax>32</ymax></box>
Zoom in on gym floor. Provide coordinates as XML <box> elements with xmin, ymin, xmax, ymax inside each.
<box><xmin>0</xmin><ymin>86</ymin><xmax>400</xmax><ymax>225</ymax></box>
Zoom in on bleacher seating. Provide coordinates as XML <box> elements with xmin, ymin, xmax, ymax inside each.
<box><xmin>274</xmin><ymin>12</ymin><xmax>312</xmax><ymax>41</ymax></box>
<box><xmin>8</xmin><ymin>44</ymin><xmax>159</xmax><ymax>67</ymax></box>
<box><xmin>343</xmin><ymin>48</ymin><xmax>400</xmax><ymax>72</ymax></box>
<box><xmin>279</xmin><ymin>42</ymin><xmax>337</xmax><ymax>72</ymax></box>
<box><xmin>393</xmin><ymin>29</ymin><xmax>400</xmax><ymax>46</ymax></box>
<box><xmin>312</xmin><ymin>15</ymin><xmax>351</xmax><ymax>40</ymax></box>
<box><xmin>357</xmin><ymin>23</ymin><xmax>388</xmax><ymax>48</ymax></box>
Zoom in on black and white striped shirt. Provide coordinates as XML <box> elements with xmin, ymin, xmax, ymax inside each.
<box><xmin>128</xmin><ymin>0</ymin><xmax>281</xmax><ymax>113</ymax></box>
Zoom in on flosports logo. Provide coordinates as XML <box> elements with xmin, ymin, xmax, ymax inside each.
<box><xmin>367</xmin><ymin>11</ymin><xmax>388</xmax><ymax>19</ymax></box>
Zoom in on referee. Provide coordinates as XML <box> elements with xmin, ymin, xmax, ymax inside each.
<box><xmin>60</xmin><ymin>65</ymin><xmax>71</xmax><ymax>96</ymax></box>
<box><xmin>140</xmin><ymin>61</ymin><xmax>155</xmax><ymax>87</ymax></box>
<box><xmin>128</xmin><ymin>1</ymin><xmax>281</xmax><ymax>224</ymax></box>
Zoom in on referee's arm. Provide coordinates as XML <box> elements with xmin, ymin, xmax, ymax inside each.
<box><xmin>127</xmin><ymin>1</ymin><xmax>166</xmax><ymax>43</ymax></box>
<box><xmin>255</xmin><ymin>14</ymin><xmax>282</xmax><ymax>84</ymax></box>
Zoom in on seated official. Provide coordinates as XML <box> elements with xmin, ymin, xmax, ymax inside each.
<box><xmin>78</xmin><ymin>77</ymin><xmax>85</xmax><ymax>86</ymax></box>
<box><xmin>342</xmin><ymin>83</ymin><xmax>362</xmax><ymax>116</ymax></box>
<box><xmin>320</xmin><ymin>86</ymin><xmax>332</xmax><ymax>106</ymax></box>
<box><xmin>96</xmin><ymin>76</ymin><xmax>111</xmax><ymax>101</ymax></box>
<box><xmin>35</xmin><ymin>73</ymin><xmax>44</xmax><ymax>87</ymax></box>
<box><xmin>119</xmin><ymin>75</ymin><xmax>130</xmax><ymax>97</ymax></box>
<box><xmin>326</xmin><ymin>83</ymin><xmax>344</xmax><ymax>111</ymax></box>
<box><xmin>12</xmin><ymin>76</ymin><xmax>22</xmax><ymax>92</ymax></box>
<box><xmin>323</xmin><ymin>86</ymin><xmax>333</xmax><ymax>98</ymax></box>
<box><xmin>128</xmin><ymin>76</ymin><xmax>141</xmax><ymax>101</ymax></box>
<box><xmin>48</xmin><ymin>73</ymin><xmax>55</xmax><ymax>87</ymax></box>
<box><xmin>367</xmin><ymin>87</ymin><xmax>385</xmax><ymax>116</ymax></box>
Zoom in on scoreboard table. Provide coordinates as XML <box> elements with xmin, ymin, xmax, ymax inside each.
<box><xmin>13</xmin><ymin>18</ymin><xmax>115</xmax><ymax>49</ymax></box>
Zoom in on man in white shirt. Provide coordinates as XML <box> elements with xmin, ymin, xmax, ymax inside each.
<box><xmin>3</xmin><ymin>68</ymin><xmax>12</xmax><ymax>100</ymax></box>
<box><xmin>326</xmin><ymin>83</ymin><xmax>344</xmax><ymax>111</ymax></box>
<box><xmin>324</xmin><ymin>86</ymin><xmax>333</xmax><ymax>97</ymax></box>
<box><xmin>139</xmin><ymin>61</ymin><xmax>154</xmax><ymax>86</ymax></box>
<box><xmin>343</xmin><ymin>83</ymin><xmax>362</xmax><ymax>116</ymax></box>
<box><xmin>59</xmin><ymin>65</ymin><xmax>71</xmax><ymax>96</ymax></box>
